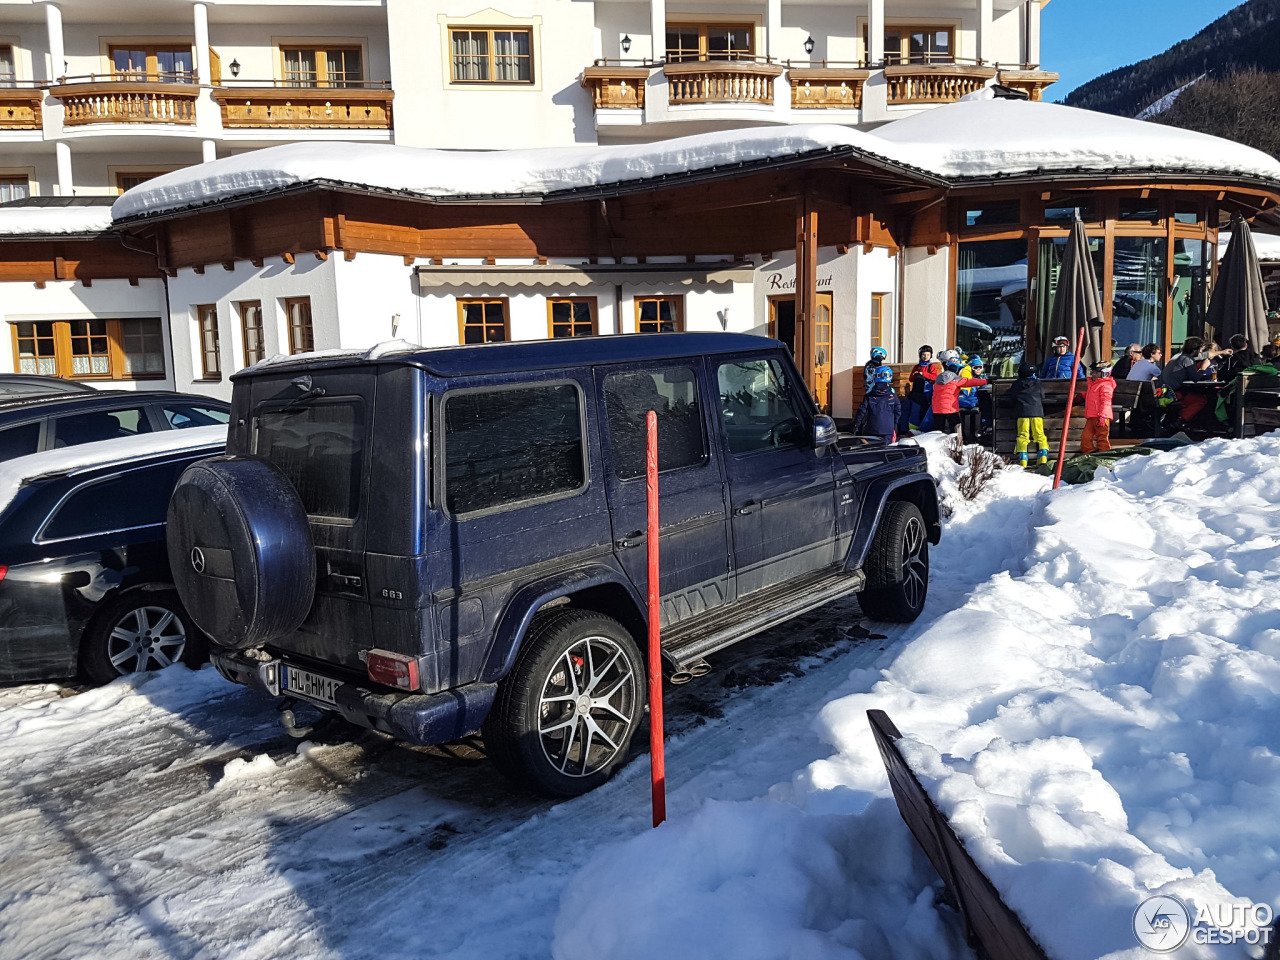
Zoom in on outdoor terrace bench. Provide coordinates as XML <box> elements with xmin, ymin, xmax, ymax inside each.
<box><xmin>988</xmin><ymin>379</ymin><xmax>1151</xmax><ymax>458</ymax></box>
<box><xmin>1231</xmin><ymin>372</ymin><xmax>1280</xmax><ymax>438</ymax></box>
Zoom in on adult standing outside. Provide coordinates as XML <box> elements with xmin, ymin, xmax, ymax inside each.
<box><xmin>1126</xmin><ymin>344</ymin><xmax>1163</xmax><ymax>381</ymax></box>
<box><xmin>1111</xmin><ymin>343</ymin><xmax>1142</xmax><ymax>380</ymax></box>
<box><xmin>1041</xmin><ymin>336</ymin><xmax>1086</xmax><ymax>379</ymax></box>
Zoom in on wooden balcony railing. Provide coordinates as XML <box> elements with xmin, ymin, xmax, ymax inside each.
<box><xmin>997</xmin><ymin>69</ymin><xmax>1059</xmax><ymax>102</ymax></box>
<box><xmin>0</xmin><ymin>84</ymin><xmax>43</xmax><ymax>129</ymax></box>
<box><xmin>788</xmin><ymin>66</ymin><xmax>870</xmax><ymax>109</ymax></box>
<box><xmin>885</xmin><ymin>63</ymin><xmax>997</xmax><ymax>105</ymax></box>
<box><xmin>581</xmin><ymin>63</ymin><xmax>651</xmax><ymax>109</ymax></box>
<box><xmin>211</xmin><ymin>81</ymin><xmax>393</xmax><ymax>129</ymax></box>
<box><xmin>664</xmin><ymin>60</ymin><xmax>783</xmax><ymax>105</ymax></box>
<box><xmin>52</xmin><ymin>76</ymin><xmax>199</xmax><ymax>125</ymax></box>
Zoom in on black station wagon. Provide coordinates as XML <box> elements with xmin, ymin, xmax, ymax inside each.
<box><xmin>167</xmin><ymin>334</ymin><xmax>939</xmax><ymax>795</ymax></box>
<box><xmin>0</xmin><ymin>391</ymin><xmax>230</xmax><ymax>463</ymax></box>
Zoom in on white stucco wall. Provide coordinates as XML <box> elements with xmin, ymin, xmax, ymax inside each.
<box><xmin>0</xmin><ymin>277</ymin><xmax>172</xmax><ymax>389</ymax></box>
<box><xmin>900</xmin><ymin>245</ymin><xmax>951</xmax><ymax>358</ymax></box>
<box><xmin>165</xmin><ymin>255</ymin><xmax>337</xmax><ymax>399</ymax></box>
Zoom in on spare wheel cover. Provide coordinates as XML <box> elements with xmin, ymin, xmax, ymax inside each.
<box><xmin>167</xmin><ymin>455</ymin><xmax>315</xmax><ymax>650</ymax></box>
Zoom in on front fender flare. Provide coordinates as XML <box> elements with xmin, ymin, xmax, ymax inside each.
<box><xmin>845</xmin><ymin>475</ymin><xmax>940</xmax><ymax>573</ymax></box>
<box><xmin>479</xmin><ymin>562</ymin><xmax>647</xmax><ymax>683</ymax></box>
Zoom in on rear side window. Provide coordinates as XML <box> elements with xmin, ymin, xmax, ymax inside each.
<box><xmin>160</xmin><ymin>403</ymin><xmax>230</xmax><ymax>429</ymax></box>
<box><xmin>443</xmin><ymin>382</ymin><xmax>585</xmax><ymax>516</ymax></box>
<box><xmin>41</xmin><ymin>462</ymin><xmax>181</xmax><ymax>541</ymax></box>
<box><xmin>255</xmin><ymin>401</ymin><xmax>364</xmax><ymax>520</ymax></box>
<box><xmin>0</xmin><ymin>422</ymin><xmax>40</xmax><ymax>462</ymax></box>
<box><xmin>52</xmin><ymin>407</ymin><xmax>153</xmax><ymax>448</ymax></box>
<box><xmin>603</xmin><ymin>366</ymin><xmax>706</xmax><ymax>480</ymax></box>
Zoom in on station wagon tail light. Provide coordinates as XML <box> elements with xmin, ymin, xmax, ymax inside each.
<box><xmin>366</xmin><ymin>650</ymin><xmax>419</xmax><ymax>691</ymax></box>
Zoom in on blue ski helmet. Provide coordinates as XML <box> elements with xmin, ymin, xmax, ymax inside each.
<box><xmin>873</xmin><ymin>365</ymin><xmax>894</xmax><ymax>384</ymax></box>
<box><xmin>870</xmin><ymin>346</ymin><xmax>888</xmax><ymax>362</ymax></box>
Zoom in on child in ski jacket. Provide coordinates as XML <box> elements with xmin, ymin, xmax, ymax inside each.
<box><xmin>1080</xmin><ymin>363</ymin><xmax>1115</xmax><ymax>454</ymax></box>
<box><xmin>862</xmin><ymin>347</ymin><xmax>889</xmax><ymax>392</ymax></box>
<box><xmin>931</xmin><ymin>363</ymin><xmax>988</xmax><ymax>435</ymax></box>
<box><xmin>853</xmin><ymin>367</ymin><xmax>900</xmax><ymax>443</ymax></box>
<box><xmin>1008</xmin><ymin>362</ymin><xmax>1049</xmax><ymax>467</ymax></box>
<box><xmin>1041</xmin><ymin>336</ymin><xmax>1086</xmax><ymax>379</ymax></box>
<box><xmin>900</xmin><ymin>346</ymin><xmax>940</xmax><ymax>434</ymax></box>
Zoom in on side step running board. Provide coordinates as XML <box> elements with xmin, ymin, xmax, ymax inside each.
<box><xmin>661</xmin><ymin>567</ymin><xmax>865</xmax><ymax>673</ymax></box>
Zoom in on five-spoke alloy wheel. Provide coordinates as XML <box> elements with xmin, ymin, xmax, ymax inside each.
<box><xmin>484</xmin><ymin>609</ymin><xmax>646</xmax><ymax>796</ymax></box>
<box><xmin>858</xmin><ymin>500</ymin><xmax>931</xmax><ymax>623</ymax></box>
<box><xmin>80</xmin><ymin>589</ymin><xmax>206</xmax><ymax>686</ymax></box>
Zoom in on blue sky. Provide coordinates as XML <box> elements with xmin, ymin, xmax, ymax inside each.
<box><xmin>1043</xmin><ymin>0</ymin><xmax>1244</xmax><ymax>99</ymax></box>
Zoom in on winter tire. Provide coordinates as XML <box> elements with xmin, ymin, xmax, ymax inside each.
<box><xmin>483</xmin><ymin>609</ymin><xmax>646</xmax><ymax>797</ymax></box>
<box><xmin>167</xmin><ymin>456</ymin><xmax>316</xmax><ymax>650</ymax></box>
<box><xmin>80</xmin><ymin>589</ymin><xmax>206</xmax><ymax>686</ymax></box>
<box><xmin>858</xmin><ymin>500</ymin><xmax>930</xmax><ymax>623</ymax></box>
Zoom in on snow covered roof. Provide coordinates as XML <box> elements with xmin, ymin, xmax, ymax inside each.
<box><xmin>109</xmin><ymin>98</ymin><xmax>1280</xmax><ymax>224</ymax></box>
<box><xmin>874</xmin><ymin>96</ymin><xmax>1280</xmax><ymax>184</ymax></box>
<box><xmin>0</xmin><ymin>199</ymin><xmax>116</xmax><ymax>240</ymax></box>
<box><xmin>110</xmin><ymin>126</ymin><xmax>934</xmax><ymax>222</ymax></box>
<box><xmin>0</xmin><ymin>424</ymin><xmax>225</xmax><ymax>516</ymax></box>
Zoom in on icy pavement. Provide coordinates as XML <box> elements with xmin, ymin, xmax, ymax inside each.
<box><xmin>3</xmin><ymin>435</ymin><xmax>1277</xmax><ymax>960</ymax></box>
<box><xmin>557</xmin><ymin>435</ymin><xmax>1280</xmax><ymax>960</ymax></box>
<box><xmin>0</xmin><ymin>593</ymin><xmax>929</xmax><ymax>960</ymax></box>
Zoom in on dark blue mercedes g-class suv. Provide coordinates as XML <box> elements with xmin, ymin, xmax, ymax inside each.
<box><xmin>167</xmin><ymin>333</ymin><xmax>938</xmax><ymax>796</ymax></box>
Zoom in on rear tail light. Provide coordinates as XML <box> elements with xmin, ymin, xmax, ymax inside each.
<box><xmin>0</xmin><ymin>566</ymin><xmax>7</xmax><ymax>582</ymax></box>
<box><xmin>366</xmin><ymin>649</ymin><xmax>420</xmax><ymax>691</ymax></box>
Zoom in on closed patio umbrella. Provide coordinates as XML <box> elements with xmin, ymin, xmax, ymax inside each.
<box><xmin>1207</xmin><ymin>216</ymin><xmax>1269</xmax><ymax>351</ymax></box>
<box><xmin>1047</xmin><ymin>217</ymin><xmax>1106</xmax><ymax>365</ymax></box>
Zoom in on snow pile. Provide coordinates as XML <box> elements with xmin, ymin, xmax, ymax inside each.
<box><xmin>555</xmin><ymin>434</ymin><xmax>1280</xmax><ymax>960</ymax></box>
<box><xmin>112</xmin><ymin>99</ymin><xmax>1280</xmax><ymax>222</ymax></box>
<box><xmin>0</xmin><ymin>204</ymin><xmax>115</xmax><ymax>237</ymax></box>
<box><xmin>0</xmin><ymin>424</ymin><xmax>225</xmax><ymax>515</ymax></box>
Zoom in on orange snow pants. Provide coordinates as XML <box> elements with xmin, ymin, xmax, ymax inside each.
<box><xmin>1080</xmin><ymin>417</ymin><xmax>1112</xmax><ymax>454</ymax></box>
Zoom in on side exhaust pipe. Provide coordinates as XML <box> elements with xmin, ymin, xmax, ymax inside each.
<box><xmin>667</xmin><ymin>659</ymin><xmax>711</xmax><ymax>685</ymax></box>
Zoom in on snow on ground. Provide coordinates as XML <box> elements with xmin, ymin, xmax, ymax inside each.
<box><xmin>555</xmin><ymin>435</ymin><xmax>1280</xmax><ymax>960</ymax></box>
<box><xmin>3</xmin><ymin>433</ymin><xmax>1278</xmax><ymax>959</ymax></box>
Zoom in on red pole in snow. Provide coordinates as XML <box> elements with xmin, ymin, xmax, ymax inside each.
<box><xmin>646</xmin><ymin>410</ymin><xmax>666</xmax><ymax>828</ymax></box>
<box><xmin>1052</xmin><ymin>325</ymin><xmax>1088</xmax><ymax>490</ymax></box>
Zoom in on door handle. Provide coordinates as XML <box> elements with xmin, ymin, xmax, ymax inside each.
<box><xmin>615</xmin><ymin>530</ymin><xmax>646</xmax><ymax>549</ymax></box>
<box><xmin>733</xmin><ymin>500</ymin><xmax>762</xmax><ymax>516</ymax></box>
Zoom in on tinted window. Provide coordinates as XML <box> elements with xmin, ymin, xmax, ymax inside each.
<box><xmin>53</xmin><ymin>407</ymin><xmax>153</xmax><ymax>448</ymax></box>
<box><xmin>41</xmin><ymin>463</ymin><xmax>180</xmax><ymax>540</ymax></box>
<box><xmin>0</xmin><ymin>422</ymin><xmax>40</xmax><ymax>462</ymax></box>
<box><xmin>603</xmin><ymin>367</ymin><xmax>706</xmax><ymax>480</ymax></box>
<box><xmin>444</xmin><ymin>383</ymin><xmax>585</xmax><ymax>516</ymax></box>
<box><xmin>717</xmin><ymin>358</ymin><xmax>804</xmax><ymax>455</ymax></box>
<box><xmin>255</xmin><ymin>401</ymin><xmax>364</xmax><ymax>520</ymax></box>
<box><xmin>160</xmin><ymin>403</ymin><xmax>230</xmax><ymax>429</ymax></box>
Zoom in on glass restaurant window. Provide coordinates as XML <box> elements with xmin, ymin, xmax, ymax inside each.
<box><xmin>1035</xmin><ymin>235</ymin><xmax>1106</xmax><ymax>361</ymax></box>
<box><xmin>956</xmin><ymin>239</ymin><xmax>1028</xmax><ymax>366</ymax></box>
<box><xmin>1111</xmin><ymin>237</ymin><xmax>1167</xmax><ymax>360</ymax></box>
<box><xmin>1173</xmin><ymin>239</ymin><xmax>1211</xmax><ymax>349</ymax></box>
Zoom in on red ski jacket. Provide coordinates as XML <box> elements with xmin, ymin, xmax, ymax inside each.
<box><xmin>1084</xmin><ymin>375</ymin><xmax>1116</xmax><ymax>420</ymax></box>
<box><xmin>931</xmin><ymin>374</ymin><xmax>988</xmax><ymax>414</ymax></box>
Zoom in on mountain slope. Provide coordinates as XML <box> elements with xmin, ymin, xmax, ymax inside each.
<box><xmin>1064</xmin><ymin>0</ymin><xmax>1280</xmax><ymax>116</ymax></box>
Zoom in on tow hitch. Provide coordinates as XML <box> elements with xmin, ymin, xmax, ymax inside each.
<box><xmin>278</xmin><ymin>697</ymin><xmax>314</xmax><ymax>739</ymax></box>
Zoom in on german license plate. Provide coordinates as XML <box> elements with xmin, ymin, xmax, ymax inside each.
<box><xmin>282</xmin><ymin>665</ymin><xmax>341</xmax><ymax>706</ymax></box>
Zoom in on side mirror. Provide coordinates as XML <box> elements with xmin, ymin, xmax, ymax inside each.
<box><xmin>813</xmin><ymin>414</ymin><xmax>837</xmax><ymax>448</ymax></box>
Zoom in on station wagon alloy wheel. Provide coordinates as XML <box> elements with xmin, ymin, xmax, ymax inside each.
<box><xmin>537</xmin><ymin>636</ymin><xmax>638</xmax><ymax>778</ymax></box>
<box><xmin>108</xmin><ymin>605</ymin><xmax>188</xmax><ymax>674</ymax></box>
